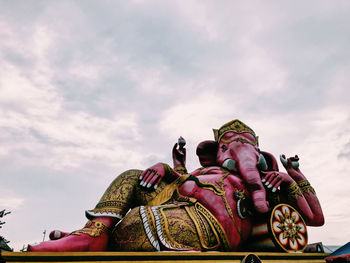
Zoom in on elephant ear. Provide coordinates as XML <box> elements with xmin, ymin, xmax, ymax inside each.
<box><xmin>196</xmin><ymin>140</ymin><xmax>219</xmax><ymax>167</ymax></box>
<box><xmin>260</xmin><ymin>151</ymin><xmax>279</xmax><ymax>171</ymax></box>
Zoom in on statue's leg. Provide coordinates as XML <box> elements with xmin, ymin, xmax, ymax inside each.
<box><xmin>111</xmin><ymin>207</ymin><xmax>156</xmax><ymax>251</ymax></box>
<box><xmin>86</xmin><ymin>169</ymin><xmax>166</xmax><ymax>220</ymax></box>
<box><xmin>27</xmin><ymin>216</ymin><xmax>115</xmax><ymax>251</ymax></box>
<box><xmin>27</xmin><ymin>169</ymin><xmax>168</xmax><ymax>252</ymax></box>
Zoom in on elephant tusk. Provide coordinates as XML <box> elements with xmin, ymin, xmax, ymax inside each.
<box><xmin>257</xmin><ymin>154</ymin><xmax>268</xmax><ymax>171</ymax></box>
<box><xmin>222</xmin><ymin>158</ymin><xmax>236</xmax><ymax>171</ymax></box>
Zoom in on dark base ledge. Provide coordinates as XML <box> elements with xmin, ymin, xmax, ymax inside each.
<box><xmin>0</xmin><ymin>251</ymin><xmax>330</xmax><ymax>263</ymax></box>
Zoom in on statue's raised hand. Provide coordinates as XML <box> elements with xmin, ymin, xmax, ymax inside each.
<box><xmin>172</xmin><ymin>136</ymin><xmax>186</xmax><ymax>168</ymax></box>
<box><xmin>280</xmin><ymin>154</ymin><xmax>304</xmax><ymax>181</ymax></box>
<box><xmin>139</xmin><ymin>163</ymin><xmax>166</xmax><ymax>190</ymax></box>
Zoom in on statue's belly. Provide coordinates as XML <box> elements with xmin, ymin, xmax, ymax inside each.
<box><xmin>179</xmin><ymin>174</ymin><xmax>253</xmax><ymax>250</ymax></box>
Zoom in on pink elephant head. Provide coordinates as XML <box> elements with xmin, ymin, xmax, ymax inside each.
<box><xmin>196</xmin><ymin>119</ymin><xmax>279</xmax><ymax>213</ymax></box>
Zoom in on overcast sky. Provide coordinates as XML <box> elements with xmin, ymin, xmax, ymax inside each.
<box><xmin>1</xmin><ymin>0</ymin><xmax>349</xmax><ymax>251</ymax></box>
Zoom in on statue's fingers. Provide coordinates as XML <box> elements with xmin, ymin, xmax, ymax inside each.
<box><xmin>147</xmin><ymin>174</ymin><xmax>159</xmax><ymax>188</ymax></box>
<box><xmin>272</xmin><ymin>180</ymin><xmax>283</xmax><ymax>192</ymax></box>
<box><xmin>268</xmin><ymin>175</ymin><xmax>282</xmax><ymax>190</ymax></box>
<box><xmin>265</xmin><ymin>177</ymin><xmax>274</xmax><ymax>188</ymax></box>
<box><xmin>153</xmin><ymin>176</ymin><xmax>163</xmax><ymax>190</ymax></box>
<box><xmin>139</xmin><ymin>169</ymin><xmax>150</xmax><ymax>180</ymax></box>
<box><xmin>140</xmin><ymin>169</ymin><xmax>152</xmax><ymax>186</ymax></box>
<box><xmin>144</xmin><ymin>170</ymin><xmax>157</xmax><ymax>185</ymax></box>
<box><xmin>139</xmin><ymin>171</ymin><xmax>147</xmax><ymax>185</ymax></box>
<box><xmin>143</xmin><ymin>170</ymin><xmax>157</xmax><ymax>188</ymax></box>
<box><xmin>262</xmin><ymin>172</ymin><xmax>272</xmax><ymax>183</ymax></box>
<box><xmin>266</xmin><ymin>173</ymin><xmax>276</xmax><ymax>185</ymax></box>
<box><xmin>139</xmin><ymin>170</ymin><xmax>145</xmax><ymax>180</ymax></box>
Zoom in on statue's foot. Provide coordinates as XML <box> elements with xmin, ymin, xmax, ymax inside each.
<box><xmin>27</xmin><ymin>232</ymin><xmax>109</xmax><ymax>252</ymax></box>
<box><xmin>27</xmin><ymin>218</ymin><xmax>116</xmax><ymax>252</ymax></box>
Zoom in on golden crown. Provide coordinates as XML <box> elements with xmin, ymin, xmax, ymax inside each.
<box><xmin>213</xmin><ymin>119</ymin><xmax>258</xmax><ymax>145</ymax></box>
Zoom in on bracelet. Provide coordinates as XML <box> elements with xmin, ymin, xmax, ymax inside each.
<box><xmin>287</xmin><ymin>181</ymin><xmax>303</xmax><ymax>200</ymax></box>
<box><xmin>178</xmin><ymin>173</ymin><xmax>191</xmax><ymax>184</ymax></box>
<box><xmin>162</xmin><ymin>163</ymin><xmax>173</xmax><ymax>175</ymax></box>
<box><xmin>162</xmin><ymin>163</ymin><xmax>187</xmax><ymax>178</ymax></box>
<box><xmin>71</xmin><ymin>220</ymin><xmax>109</xmax><ymax>238</ymax></box>
<box><xmin>297</xmin><ymin>180</ymin><xmax>316</xmax><ymax>195</ymax></box>
<box><xmin>174</xmin><ymin>166</ymin><xmax>188</xmax><ymax>174</ymax></box>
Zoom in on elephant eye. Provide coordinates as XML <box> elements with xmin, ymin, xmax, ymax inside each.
<box><xmin>221</xmin><ymin>145</ymin><xmax>227</xmax><ymax>151</ymax></box>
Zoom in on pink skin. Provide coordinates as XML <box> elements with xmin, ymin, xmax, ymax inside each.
<box><xmin>262</xmin><ymin>171</ymin><xmax>293</xmax><ymax>192</ymax></box>
<box><xmin>262</xmin><ymin>155</ymin><xmax>324</xmax><ymax>226</ymax></box>
<box><xmin>49</xmin><ymin>230</ymin><xmax>70</xmax><ymax>240</ymax></box>
<box><xmin>178</xmin><ymin>170</ymin><xmax>253</xmax><ymax>250</ymax></box>
<box><xmin>141</xmin><ymin>132</ymin><xmax>269</xmax><ymax>214</ymax></box>
<box><xmin>27</xmin><ymin>216</ymin><xmax>117</xmax><ymax>252</ymax></box>
<box><xmin>28</xmin><ymin>139</ymin><xmax>324</xmax><ymax>252</ymax></box>
<box><xmin>281</xmin><ymin>155</ymin><xmax>324</xmax><ymax>226</ymax></box>
<box><xmin>216</xmin><ymin>132</ymin><xmax>269</xmax><ymax>213</ymax></box>
<box><xmin>140</xmin><ymin>152</ymin><xmax>324</xmax><ymax>249</ymax></box>
<box><xmin>139</xmin><ymin>163</ymin><xmax>165</xmax><ymax>189</ymax></box>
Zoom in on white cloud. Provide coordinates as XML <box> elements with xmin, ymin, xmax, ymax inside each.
<box><xmin>235</xmin><ymin>46</ymin><xmax>289</xmax><ymax>94</ymax></box>
<box><xmin>174</xmin><ymin>1</ymin><xmax>221</xmax><ymax>41</ymax></box>
<box><xmin>158</xmin><ymin>90</ymin><xmax>246</xmax><ymax>171</ymax></box>
<box><xmin>0</xmin><ymin>190</ymin><xmax>24</xmax><ymax>210</ymax></box>
<box><xmin>126</xmin><ymin>64</ymin><xmax>172</xmax><ymax>95</ymax></box>
<box><xmin>159</xmin><ymin>90</ymin><xmax>234</xmax><ymax>140</ymax></box>
<box><xmin>32</xmin><ymin>25</ymin><xmax>54</xmax><ymax>61</ymax></box>
<box><xmin>327</xmin><ymin>70</ymin><xmax>350</xmax><ymax>105</ymax></box>
<box><xmin>1</xmin><ymin>0</ymin><xmax>350</xmax><ymax>250</ymax></box>
<box><xmin>284</xmin><ymin>107</ymin><xmax>350</xmax><ymax>244</ymax></box>
<box><xmin>0</xmin><ymin>198</ymin><xmax>24</xmax><ymax>210</ymax></box>
<box><xmin>0</xmin><ymin>17</ymin><xmax>144</xmax><ymax>172</ymax></box>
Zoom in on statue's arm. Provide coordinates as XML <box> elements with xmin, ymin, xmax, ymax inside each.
<box><xmin>263</xmin><ymin>155</ymin><xmax>324</xmax><ymax>226</ymax></box>
<box><xmin>140</xmin><ymin>136</ymin><xmax>207</xmax><ymax>189</ymax></box>
<box><xmin>139</xmin><ymin>137</ymin><xmax>188</xmax><ymax>189</ymax></box>
<box><xmin>282</xmin><ymin>155</ymin><xmax>324</xmax><ymax>226</ymax></box>
<box><xmin>172</xmin><ymin>136</ymin><xmax>187</xmax><ymax>174</ymax></box>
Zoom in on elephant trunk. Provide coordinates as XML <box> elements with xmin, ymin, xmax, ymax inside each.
<box><xmin>236</xmin><ymin>150</ymin><xmax>269</xmax><ymax>213</ymax></box>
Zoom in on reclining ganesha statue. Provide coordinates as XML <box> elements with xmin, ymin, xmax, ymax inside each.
<box><xmin>28</xmin><ymin>119</ymin><xmax>324</xmax><ymax>252</ymax></box>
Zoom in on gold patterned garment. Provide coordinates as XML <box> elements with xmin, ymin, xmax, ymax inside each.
<box><xmin>86</xmin><ymin>169</ymin><xmax>230</xmax><ymax>251</ymax></box>
<box><xmin>112</xmin><ymin>202</ymin><xmax>230</xmax><ymax>251</ymax></box>
<box><xmin>86</xmin><ymin>169</ymin><xmax>194</xmax><ymax>219</ymax></box>
<box><xmin>85</xmin><ymin>169</ymin><xmax>166</xmax><ymax>219</ymax></box>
